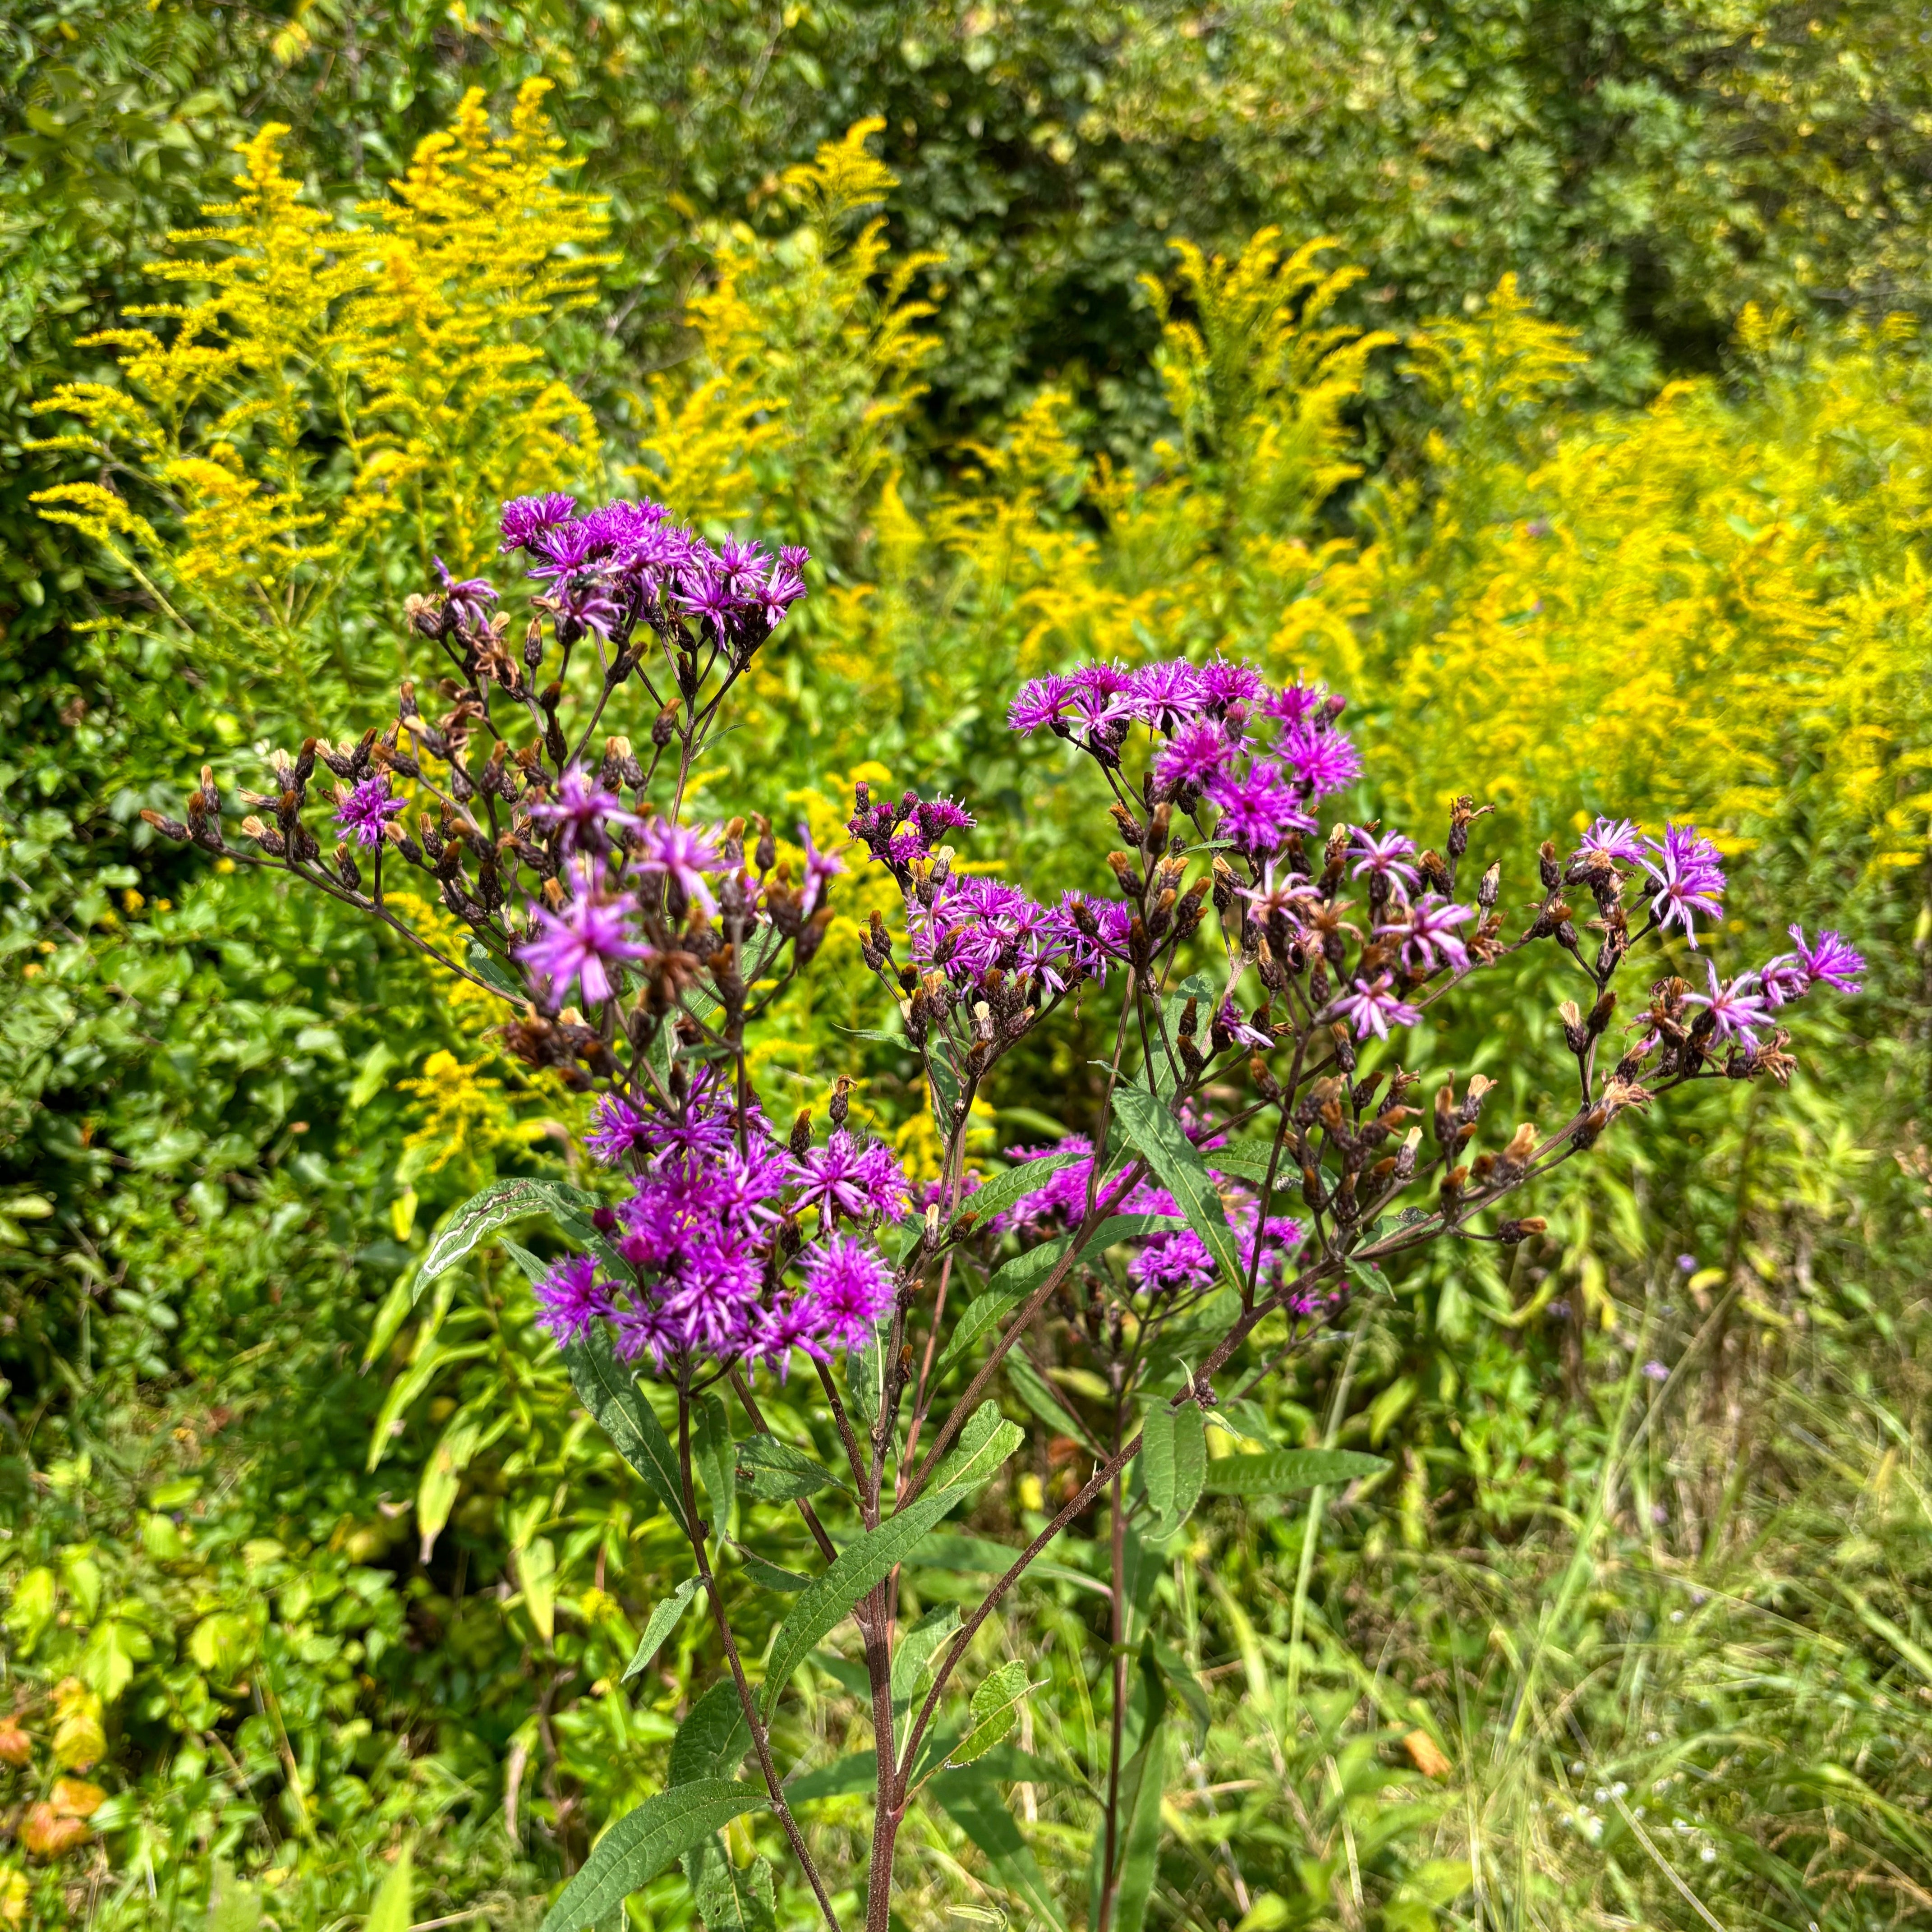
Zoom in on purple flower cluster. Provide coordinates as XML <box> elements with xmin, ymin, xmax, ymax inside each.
<box><xmin>995</xmin><ymin>1134</ymin><xmax>1308</xmax><ymax>1301</ymax></box>
<box><xmin>1007</xmin><ymin>658</ymin><xmax>1357</xmax><ymax>859</ymax></box>
<box><xmin>495</xmin><ymin>492</ymin><xmax>807</xmax><ymax>654</ymax></box>
<box><xmin>537</xmin><ymin>1073</ymin><xmax>908</xmax><ymax>1371</ymax></box>
<box><xmin>1682</xmin><ymin>924</ymin><xmax>1865</xmax><ymax>1050</ymax></box>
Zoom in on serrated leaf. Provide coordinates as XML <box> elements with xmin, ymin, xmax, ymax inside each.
<box><xmin>415</xmin><ymin>1177</ymin><xmax>597</xmax><ymax>1297</ymax></box>
<box><xmin>538</xmin><ymin>1782</ymin><xmax>765</xmax><ymax>1932</ymax></box>
<box><xmin>948</xmin><ymin>1660</ymin><xmax>1031</xmax><ymax>1767</ymax></box>
<box><xmin>562</xmin><ymin>1327</ymin><xmax>688</xmax><ymax>1532</ymax></box>
<box><xmin>670</xmin><ymin>1679</ymin><xmax>752</xmax><ymax>1788</ymax></box>
<box><xmin>1140</xmin><ymin>1401</ymin><xmax>1206</xmax><ymax>1538</ymax></box>
<box><xmin>622</xmin><ymin>1577</ymin><xmax>701</xmax><ymax>1683</ymax></box>
<box><xmin>1201</xmin><ymin>1449</ymin><xmax>1388</xmax><ymax>1495</ymax></box>
<box><xmin>761</xmin><ymin>1487</ymin><xmax>961</xmax><ymax>1719</ymax></box>
<box><xmin>735</xmin><ymin>1435</ymin><xmax>842</xmax><ymax>1501</ymax></box>
<box><xmin>1112</xmin><ymin>1087</ymin><xmax>1247</xmax><ymax>1291</ymax></box>
<box><xmin>933</xmin><ymin>1401</ymin><xmax>1023</xmax><ymax>1495</ymax></box>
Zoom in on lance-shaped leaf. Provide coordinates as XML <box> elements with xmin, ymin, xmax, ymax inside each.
<box><xmin>1111</xmin><ymin>1709</ymin><xmax>1167</xmax><ymax>1932</ymax></box>
<box><xmin>1112</xmin><ymin>1086</ymin><xmax>1247</xmax><ymax>1290</ymax></box>
<box><xmin>415</xmin><ymin>1177</ymin><xmax>598</xmax><ymax>1298</ymax></box>
<box><xmin>735</xmin><ymin>1435</ymin><xmax>842</xmax><ymax>1501</ymax></box>
<box><xmin>734</xmin><ymin>1548</ymin><xmax>812</xmax><ymax>1593</ymax></box>
<box><xmin>562</xmin><ymin>1327</ymin><xmax>689</xmax><ymax>1532</ymax></box>
<box><xmin>687</xmin><ymin>1839</ymin><xmax>777</xmax><ymax>1932</ymax></box>
<box><xmin>1006</xmin><ymin>1351</ymin><xmax>1101</xmax><ymax>1454</ymax></box>
<box><xmin>932</xmin><ymin>1401</ymin><xmax>1024</xmax><ymax>1497</ymax></box>
<box><xmin>932</xmin><ymin>1768</ymin><xmax>1068</xmax><ymax>1932</ymax></box>
<box><xmin>621</xmin><ymin>1577</ymin><xmax>701</xmax><ymax>1683</ymax></box>
<box><xmin>947</xmin><ymin>1661</ymin><xmax>1033</xmax><ymax>1769</ymax></box>
<box><xmin>538</xmin><ymin>1782</ymin><xmax>765</xmax><ymax>1932</ymax></box>
<box><xmin>1201</xmin><ymin>1448</ymin><xmax>1388</xmax><ymax>1495</ymax></box>
<box><xmin>948</xmin><ymin>1149</ymin><xmax>1084</xmax><ymax>1233</ymax></box>
<box><xmin>761</xmin><ymin>1486</ymin><xmax>961</xmax><ymax>1719</ymax></box>
<box><xmin>694</xmin><ymin>1393</ymin><xmax>736</xmax><ymax>1537</ymax></box>
<box><xmin>1139</xmin><ymin>1400</ymin><xmax>1206</xmax><ymax>1539</ymax></box>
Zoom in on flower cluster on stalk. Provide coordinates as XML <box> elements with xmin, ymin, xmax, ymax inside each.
<box><xmin>144</xmin><ymin>501</ymin><xmax>1863</xmax><ymax>1395</ymax></box>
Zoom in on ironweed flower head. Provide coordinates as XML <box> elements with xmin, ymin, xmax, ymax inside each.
<box><xmin>1640</xmin><ymin>822</ymin><xmax>1726</xmax><ymax>946</ymax></box>
<box><xmin>334</xmin><ymin>774</ymin><xmax>405</xmax><ymax>848</ymax></box>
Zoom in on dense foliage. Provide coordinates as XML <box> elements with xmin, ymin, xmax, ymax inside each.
<box><xmin>5</xmin><ymin>10</ymin><xmax>1932</xmax><ymax>1932</ymax></box>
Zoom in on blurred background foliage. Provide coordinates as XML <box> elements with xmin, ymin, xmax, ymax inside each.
<box><xmin>5</xmin><ymin>4</ymin><xmax>1932</xmax><ymax>1928</ymax></box>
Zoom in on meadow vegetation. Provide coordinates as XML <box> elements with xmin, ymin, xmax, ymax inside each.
<box><xmin>5</xmin><ymin>9</ymin><xmax>1932</xmax><ymax>1929</ymax></box>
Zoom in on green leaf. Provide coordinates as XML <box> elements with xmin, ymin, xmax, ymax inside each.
<box><xmin>694</xmin><ymin>1394</ymin><xmax>736</xmax><ymax>1538</ymax></box>
<box><xmin>947</xmin><ymin>1660</ymin><xmax>1031</xmax><ymax>1768</ymax></box>
<box><xmin>735</xmin><ymin>1435</ymin><xmax>842</xmax><ymax>1501</ymax></box>
<box><xmin>951</xmin><ymin>1149</ymin><xmax>1084</xmax><ymax>1230</ymax></box>
<box><xmin>518</xmin><ymin>1536</ymin><xmax>557</xmax><ymax>1644</ymax></box>
<box><xmin>417</xmin><ymin>1405</ymin><xmax>507</xmax><ymax>1562</ymax></box>
<box><xmin>1112</xmin><ymin>1087</ymin><xmax>1247</xmax><ymax>1291</ymax></box>
<box><xmin>538</xmin><ymin>1783</ymin><xmax>766</xmax><ymax>1932</ymax></box>
<box><xmin>782</xmin><ymin>1753</ymin><xmax>879</xmax><ymax>1803</ymax></box>
<box><xmin>622</xmin><ymin>1577</ymin><xmax>701</xmax><ymax>1683</ymax></box>
<box><xmin>892</xmin><ymin>1603</ymin><xmax>960</xmax><ymax>1753</ymax></box>
<box><xmin>734</xmin><ymin>1549</ymin><xmax>812</xmax><ymax>1592</ymax></box>
<box><xmin>1201</xmin><ymin>1449</ymin><xmax>1388</xmax><ymax>1495</ymax></box>
<box><xmin>932</xmin><ymin>1401</ymin><xmax>1024</xmax><ymax>1496</ymax></box>
<box><xmin>415</xmin><ymin>1176</ymin><xmax>597</xmax><ymax>1297</ymax></box>
<box><xmin>761</xmin><ymin>1487</ymin><xmax>961</xmax><ymax>1719</ymax></box>
<box><xmin>1139</xmin><ymin>1400</ymin><xmax>1206</xmax><ymax>1538</ymax></box>
<box><xmin>365</xmin><ymin>1840</ymin><xmax>414</xmax><ymax>1932</ymax></box>
<box><xmin>562</xmin><ymin>1327</ymin><xmax>689</xmax><ymax>1532</ymax></box>
<box><xmin>464</xmin><ymin>939</ymin><xmax>524</xmax><ymax>1001</ymax></box>
<box><xmin>1111</xmin><ymin>1705</ymin><xmax>1167</xmax><ymax>1932</ymax></box>
<box><xmin>670</xmin><ymin>1679</ymin><xmax>753</xmax><ymax>1789</ymax></box>
<box><xmin>688</xmin><ymin>1839</ymin><xmax>777</xmax><ymax>1932</ymax></box>
<box><xmin>931</xmin><ymin>1769</ymin><xmax>1068</xmax><ymax>1932</ymax></box>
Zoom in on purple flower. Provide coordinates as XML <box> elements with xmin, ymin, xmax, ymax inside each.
<box><xmin>1053</xmin><ymin>892</ymin><xmax>1133</xmax><ymax>984</ymax></box>
<box><xmin>1348</xmin><ymin>828</ymin><xmax>1420</xmax><ymax>891</ymax></box>
<box><xmin>1197</xmin><ymin>658</ymin><xmax>1267</xmax><ymax>709</ymax></box>
<box><xmin>1215</xmin><ymin>998</ymin><xmax>1273</xmax><ymax>1050</ymax></box>
<box><xmin>1788</xmin><ymin>925</ymin><xmax>1864</xmax><ymax>995</ymax></box>
<box><xmin>797</xmin><ymin>823</ymin><xmax>846</xmax><ymax>916</ymax></box>
<box><xmin>534</xmin><ymin>1254</ymin><xmax>608</xmax><ymax>1343</ymax></box>
<box><xmin>635</xmin><ymin>819</ymin><xmax>724</xmax><ymax>915</ymax></box>
<box><xmin>552</xmin><ymin>573</ymin><xmax>621</xmax><ymax>642</ymax></box>
<box><xmin>514</xmin><ymin>865</ymin><xmax>653</xmax><ymax>1006</ymax></box>
<box><xmin>1154</xmin><ymin>718</ymin><xmax>1238</xmax><ymax>795</ymax></box>
<box><xmin>528</xmin><ymin>520</ymin><xmax>598</xmax><ymax>578</ymax></box>
<box><xmin>1573</xmin><ymin>816</ymin><xmax>1646</xmax><ymax>866</ymax></box>
<box><xmin>1331</xmin><ymin>974</ymin><xmax>1421</xmax><ymax>1041</ymax></box>
<box><xmin>1676</xmin><ymin>1253</ymin><xmax>1697</xmax><ymax>1273</ymax></box>
<box><xmin>1642</xmin><ymin>1359</ymin><xmax>1670</xmax><ymax>1383</ymax></box>
<box><xmin>791</xmin><ymin>1129</ymin><xmax>909</xmax><ymax>1226</ymax></box>
<box><xmin>499</xmin><ymin>493</ymin><xmax>577</xmax><ymax>553</ymax></box>
<box><xmin>911</xmin><ymin>795</ymin><xmax>975</xmax><ymax>846</ymax></box>
<box><xmin>795</xmin><ymin>1236</ymin><xmax>896</xmax><ymax>1351</ymax></box>
<box><xmin>335</xmin><ymin>774</ymin><xmax>407</xmax><ymax>849</ymax></box>
<box><xmin>1639</xmin><ymin>823</ymin><xmax>1726</xmax><ymax>947</ymax></box>
<box><xmin>1379</xmin><ymin>895</ymin><xmax>1474</xmax><ymax>975</ymax></box>
<box><xmin>1009</xmin><ymin>673</ymin><xmax>1076</xmax><ymax>734</ymax></box>
<box><xmin>529</xmin><ymin>765</ymin><xmax>636</xmax><ymax>851</ymax></box>
<box><xmin>1685</xmin><ymin>958</ymin><xmax>1772</xmax><ymax>1050</ymax></box>
<box><xmin>1125</xmin><ymin>660</ymin><xmax>1207</xmax><ymax>733</ymax></box>
<box><xmin>433</xmin><ymin>557</ymin><xmax>499</xmax><ymax>631</ymax></box>
<box><xmin>586</xmin><ymin>1093</ymin><xmax>649</xmax><ymax>1165</ymax></box>
<box><xmin>1279</xmin><ymin>719</ymin><xmax>1361</xmax><ymax>798</ymax></box>
<box><xmin>675</xmin><ymin>561</ymin><xmax>741</xmax><ymax>635</ymax></box>
<box><xmin>1205</xmin><ymin>759</ymin><xmax>1312</xmax><ymax>857</ymax></box>
<box><xmin>579</xmin><ymin>498</ymin><xmax>670</xmax><ymax>553</ymax></box>
<box><xmin>1259</xmin><ymin>680</ymin><xmax>1326</xmax><ymax>728</ymax></box>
